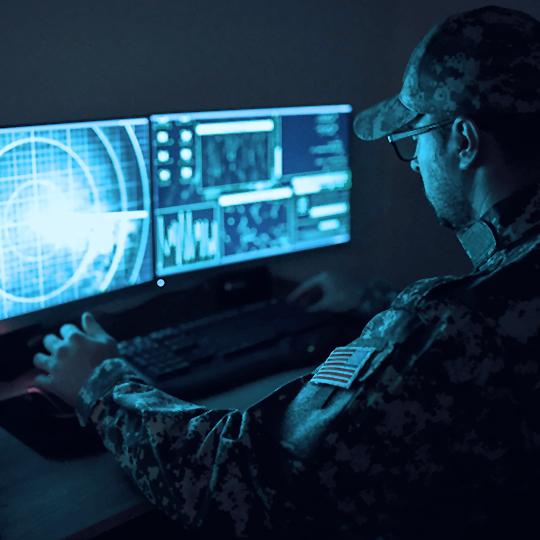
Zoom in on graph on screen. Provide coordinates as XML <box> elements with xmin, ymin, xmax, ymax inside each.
<box><xmin>157</xmin><ymin>205</ymin><xmax>219</xmax><ymax>267</ymax></box>
<box><xmin>0</xmin><ymin>118</ymin><xmax>153</xmax><ymax>320</ymax></box>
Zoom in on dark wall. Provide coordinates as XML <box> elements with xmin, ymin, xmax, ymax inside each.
<box><xmin>0</xmin><ymin>0</ymin><xmax>538</xmax><ymax>291</ymax></box>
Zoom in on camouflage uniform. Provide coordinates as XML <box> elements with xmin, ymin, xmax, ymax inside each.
<box><xmin>75</xmin><ymin>7</ymin><xmax>540</xmax><ymax>539</ymax></box>
<box><xmin>75</xmin><ymin>181</ymin><xmax>540</xmax><ymax>539</ymax></box>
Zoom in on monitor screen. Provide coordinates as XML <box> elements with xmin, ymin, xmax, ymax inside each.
<box><xmin>0</xmin><ymin>118</ymin><xmax>154</xmax><ymax>321</ymax></box>
<box><xmin>150</xmin><ymin>104</ymin><xmax>352</xmax><ymax>278</ymax></box>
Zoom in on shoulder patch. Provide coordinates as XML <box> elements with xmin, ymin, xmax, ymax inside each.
<box><xmin>311</xmin><ymin>346</ymin><xmax>378</xmax><ymax>389</ymax></box>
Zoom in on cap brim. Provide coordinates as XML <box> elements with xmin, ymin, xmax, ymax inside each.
<box><xmin>354</xmin><ymin>95</ymin><xmax>418</xmax><ymax>140</ymax></box>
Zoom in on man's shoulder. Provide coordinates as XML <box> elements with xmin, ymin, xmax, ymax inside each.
<box><xmin>380</xmin><ymin>254</ymin><xmax>539</xmax><ymax>360</ymax></box>
<box><xmin>394</xmin><ymin>237</ymin><xmax>539</xmax><ymax>314</ymax></box>
<box><xmin>389</xmin><ymin>274</ymin><xmax>471</xmax><ymax>325</ymax></box>
<box><xmin>392</xmin><ymin>275</ymin><xmax>456</xmax><ymax>309</ymax></box>
<box><xmin>351</xmin><ymin>240</ymin><xmax>540</xmax><ymax>389</ymax></box>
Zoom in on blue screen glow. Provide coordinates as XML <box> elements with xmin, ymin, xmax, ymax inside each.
<box><xmin>0</xmin><ymin>118</ymin><xmax>153</xmax><ymax>320</ymax></box>
<box><xmin>150</xmin><ymin>104</ymin><xmax>352</xmax><ymax>277</ymax></box>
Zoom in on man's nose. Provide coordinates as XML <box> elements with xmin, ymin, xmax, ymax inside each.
<box><xmin>409</xmin><ymin>157</ymin><xmax>420</xmax><ymax>174</ymax></box>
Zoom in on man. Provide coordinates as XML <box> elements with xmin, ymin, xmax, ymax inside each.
<box><xmin>33</xmin><ymin>6</ymin><xmax>540</xmax><ymax>539</ymax></box>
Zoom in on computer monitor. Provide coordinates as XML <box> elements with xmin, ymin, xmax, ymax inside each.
<box><xmin>0</xmin><ymin>118</ymin><xmax>154</xmax><ymax>322</ymax></box>
<box><xmin>150</xmin><ymin>104</ymin><xmax>352</xmax><ymax>279</ymax></box>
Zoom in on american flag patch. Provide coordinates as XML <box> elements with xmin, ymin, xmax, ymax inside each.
<box><xmin>311</xmin><ymin>346</ymin><xmax>377</xmax><ymax>389</ymax></box>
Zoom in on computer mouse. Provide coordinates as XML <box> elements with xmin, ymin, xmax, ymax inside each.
<box><xmin>25</xmin><ymin>386</ymin><xmax>75</xmax><ymax>419</ymax></box>
<box><xmin>0</xmin><ymin>386</ymin><xmax>104</xmax><ymax>460</ymax></box>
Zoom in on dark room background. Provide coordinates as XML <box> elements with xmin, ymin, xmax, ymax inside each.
<box><xmin>0</xmin><ymin>0</ymin><xmax>538</xmax><ymax>296</ymax></box>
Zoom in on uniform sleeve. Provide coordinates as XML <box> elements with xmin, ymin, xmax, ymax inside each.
<box><xmin>72</xmin><ymin>301</ymin><xmax>423</xmax><ymax>537</ymax></box>
<box><xmin>74</xmin><ymin>291</ymin><xmax>507</xmax><ymax>538</ymax></box>
<box><xmin>284</xmin><ymin>296</ymin><xmax>517</xmax><ymax>538</ymax></box>
<box><xmin>75</xmin><ymin>357</ymin><xmax>316</xmax><ymax>537</ymax></box>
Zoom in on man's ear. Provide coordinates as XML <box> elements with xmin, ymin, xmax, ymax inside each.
<box><xmin>452</xmin><ymin>116</ymin><xmax>480</xmax><ymax>170</ymax></box>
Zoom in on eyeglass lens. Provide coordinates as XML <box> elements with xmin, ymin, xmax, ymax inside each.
<box><xmin>394</xmin><ymin>137</ymin><xmax>417</xmax><ymax>161</ymax></box>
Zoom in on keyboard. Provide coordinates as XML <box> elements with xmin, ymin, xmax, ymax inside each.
<box><xmin>117</xmin><ymin>299</ymin><xmax>363</xmax><ymax>398</ymax></box>
<box><xmin>0</xmin><ymin>299</ymin><xmax>364</xmax><ymax>460</ymax></box>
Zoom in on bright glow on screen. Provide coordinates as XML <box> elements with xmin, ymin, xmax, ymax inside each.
<box><xmin>150</xmin><ymin>104</ymin><xmax>352</xmax><ymax>278</ymax></box>
<box><xmin>0</xmin><ymin>118</ymin><xmax>153</xmax><ymax>320</ymax></box>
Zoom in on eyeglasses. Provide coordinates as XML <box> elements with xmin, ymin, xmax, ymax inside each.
<box><xmin>387</xmin><ymin>119</ymin><xmax>454</xmax><ymax>162</ymax></box>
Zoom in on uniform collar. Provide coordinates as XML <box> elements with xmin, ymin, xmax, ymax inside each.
<box><xmin>456</xmin><ymin>181</ymin><xmax>540</xmax><ymax>269</ymax></box>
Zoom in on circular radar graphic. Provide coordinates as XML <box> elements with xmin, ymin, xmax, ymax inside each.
<box><xmin>0</xmin><ymin>122</ymin><xmax>151</xmax><ymax>318</ymax></box>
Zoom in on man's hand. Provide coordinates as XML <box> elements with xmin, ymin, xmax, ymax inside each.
<box><xmin>287</xmin><ymin>271</ymin><xmax>362</xmax><ymax>312</ymax></box>
<box><xmin>288</xmin><ymin>271</ymin><xmax>397</xmax><ymax>315</ymax></box>
<box><xmin>33</xmin><ymin>312</ymin><xmax>119</xmax><ymax>407</ymax></box>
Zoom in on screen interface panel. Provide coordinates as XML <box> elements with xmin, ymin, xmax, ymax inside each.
<box><xmin>150</xmin><ymin>104</ymin><xmax>352</xmax><ymax>277</ymax></box>
<box><xmin>0</xmin><ymin>118</ymin><xmax>153</xmax><ymax>320</ymax></box>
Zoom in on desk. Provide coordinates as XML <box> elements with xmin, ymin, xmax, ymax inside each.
<box><xmin>0</xmin><ymin>366</ymin><xmax>312</xmax><ymax>540</ymax></box>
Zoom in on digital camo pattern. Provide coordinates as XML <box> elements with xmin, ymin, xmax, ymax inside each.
<box><xmin>353</xmin><ymin>95</ymin><xmax>418</xmax><ymax>144</ymax></box>
<box><xmin>76</xmin><ymin>182</ymin><xmax>540</xmax><ymax>538</ymax></box>
<box><xmin>355</xmin><ymin>6</ymin><xmax>540</xmax><ymax>140</ymax></box>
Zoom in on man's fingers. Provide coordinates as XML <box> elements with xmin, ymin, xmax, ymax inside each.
<box><xmin>81</xmin><ymin>312</ymin><xmax>106</xmax><ymax>338</ymax></box>
<box><xmin>34</xmin><ymin>373</ymin><xmax>53</xmax><ymax>391</ymax></box>
<box><xmin>287</xmin><ymin>271</ymin><xmax>329</xmax><ymax>304</ymax></box>
<box><xmin>33</xmin><ymin>352</ymin><xmax>54</xmax><ymax>373</ymax></box>
<box><xmin>59</xmin><ymin>323</ymin><xmax>81</xmax><ymax>341</ymax></box>
<box><xmin>43</xmin><ymin>333</ymin><xmax>62</xmax><ymax>354</ymax></box>
<box><xmin>287</xmin><ymin>276</ymin><xmax>319</xmax><ymax>303</ymax></box>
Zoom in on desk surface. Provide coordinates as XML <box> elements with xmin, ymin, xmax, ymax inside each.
<box><xmin>0</xmin><ymin>366</ymin><xmax>311</xmax><ymax>540</ymax></box>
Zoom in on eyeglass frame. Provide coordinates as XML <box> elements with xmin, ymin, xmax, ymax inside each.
<box><xmin>387</xmin><ymin>119</ymin><xmax>454</xmax><ymax>162</ymax></box>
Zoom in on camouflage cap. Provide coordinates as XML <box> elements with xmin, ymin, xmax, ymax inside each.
<box><xmin>354</xmin><ymin>5</ymin><xmax>540</xmax><ymax>140</ymax></box>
